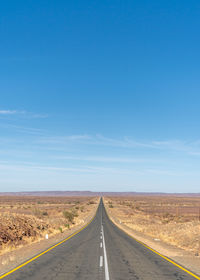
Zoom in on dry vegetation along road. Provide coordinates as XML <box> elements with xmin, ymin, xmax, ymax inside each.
<box><xmin>104</xmin><ymin>196</ymin><xmax>200</xmax><ymax>254</ymax></box>
<box><xmin>0</xmin><ymin>196</ymin><xmax>97</xmax><ymax>255</ymax></box>
<box><xmin>1</xmin><ymin>199</ymin><xmax>198</xmax><ymax>280</ymax></box>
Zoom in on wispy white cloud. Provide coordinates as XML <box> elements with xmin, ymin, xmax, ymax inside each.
<box><xmin>36</xmin><ymin>134</ymin><xmax>200</xmax><ymax>161</ymax></box>
<box><xmin>0</xmin><ymin>161</ymin><xmax>195</xmax><ymax>178</ymax></box>
<box><xmin>93</xmin><ymin>135</ymin><xmax>155</xmax><ymax>148</ymax></box>
<box><xmin>0</xmin><ymin>162</ymin><xmax>95</xmax><ymax>173</ymax></box>
<box><xmin>65</xmin><ymin>135</ymin><xmax>91</xmax><ymax>141</ymax></box>
<box><xmin>37</xmin><ymin>134</ymin><xmax>91</xmax><ymax>144</ymax></box>
<box><xmin>24</xmin><ymin>112</ymin><xmax>48</xmax><ymax>119</ymax></box>
<box><xmin>0</xmin><ymin>162</ymin><xmax>135</xmax><ymax>175</ymax></box>
<box><xmin>37</xmin><ymin>134</ymin><xmax>155</xmax><ymax>148</ymax></box>
<box><xmin>145</xmin><ymin>168</ymin><xmax>190</xmax><ymax>176</ymax></box>
<box><xmin>0</xmin><ymin>110</ymin><xmax>17</xmax><ymax>115</ymax></box>
<box><xmin>0</xmin><ymin>109</ymin><xmax>48</xmax><ymax>119</ymax></box>
<box><xmin>0</xmin><ymin>123</ymin><xmax>45</xmax><ymax>135</ymax></box>
<box><xmin>37</xmin><ymin>134</ymin><xmax>200</xmax><ymax>155</ymax></box>
<box><xmin>152</xmin><ymin>140</ymin><xmax>200</xmax><ymax>155</ymax></box>
<box><xmin>53</xmin><ymin>155</ymin><xmax>159</xmax><ymax>163</ymax></box>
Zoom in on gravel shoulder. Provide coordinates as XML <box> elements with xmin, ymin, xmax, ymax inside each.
<box><xmin>0</xmin><ymin>201</ymin><xmax>99</xmax><ymax>276</ymax></box>
<box><xmin>105</xmin><ymin>202</ymin><xmax>200</xmax><ymax>277</ymax></box>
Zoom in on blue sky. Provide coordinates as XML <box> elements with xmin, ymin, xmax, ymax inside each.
<box><xmin>0</xmin><ymin>0</ymin><xmax>200</xmax><ymax>192</ymax></box>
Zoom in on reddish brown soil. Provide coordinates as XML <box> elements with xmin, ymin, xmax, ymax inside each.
<box><xmin>0</xmin><ymin>196</ymin><xmax>98</xmax><ymax>254</ymax></box>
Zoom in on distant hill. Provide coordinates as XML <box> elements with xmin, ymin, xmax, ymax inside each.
<box><xmin>0</xmin><ymin>191</ymin><xmax>200</xmax><ymax>197</ymax></box>
<box><xmin>0</xmin><ymin>191</ymin><xmax>96</xmax><ymax>196</ymax></box>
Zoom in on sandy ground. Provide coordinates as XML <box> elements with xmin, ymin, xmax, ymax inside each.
<box><xmin>104</xmin><ymin>200</ymin><xmax>200</xmax><ymax>277</ymax></box>
<box><xmin>0</xmin><ymin>199</ymin><xmax>99</xmax><ymax>276</ymax></box>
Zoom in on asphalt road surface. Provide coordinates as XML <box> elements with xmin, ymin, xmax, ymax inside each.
<box><xmin>2</xmin><ymin>199</ymin><xmax>199</xmax><ymax>280</ymax></box>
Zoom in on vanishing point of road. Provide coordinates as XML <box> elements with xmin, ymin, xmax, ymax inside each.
<box><xmin>1</xmin><ymin>199</ymin><xmax>199</xmax><ymax>280</ymax></box>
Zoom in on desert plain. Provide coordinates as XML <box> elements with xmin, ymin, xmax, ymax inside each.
<box><xmin>0</xmin><ymin>195</ymin><xmax>98</xmax><ymax>256</ymax></box>
<box><xmin>104</xmin><ymin>195</ymin><xmax>200</xmax><ymax>255</ymax></box>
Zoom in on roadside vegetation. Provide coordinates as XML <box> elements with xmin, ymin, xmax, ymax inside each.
<box><xmin>0</xmin><ymin>196</ymin><xmax>98</xmax><ymax>255</ymax></box>
<box><xmin>105</xmin><ymin>196</ymin><xmax>200</xmax><ymax>255</ymax></box>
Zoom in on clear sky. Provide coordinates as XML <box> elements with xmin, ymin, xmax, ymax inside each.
<box><xmin>0</xmin><ymin>0</ymin><xmax>200</xmax><ymax>192</ymax></box>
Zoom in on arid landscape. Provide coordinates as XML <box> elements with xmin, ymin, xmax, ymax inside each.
<box><xmin>1</xmin><ymin>195</ymin><xmax>200</xmax><ymax>278</ymax></box>
<box><xmin>2</xmin><ymin>194</ymin><xmax>200</xmax><ymax>256</ymax></box>
<box><xmin>104</xmin><ymin>196</ymin><xmax>200</xmax><ymax>255</ymax></box>
<box><xmin>0</xmin><ymin>196</ymin><xmax>98</xmax><ymax>256</ymax></box>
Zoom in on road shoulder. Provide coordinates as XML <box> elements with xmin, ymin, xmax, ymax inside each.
<box><xmin>104</xmin><ymin>202</ymin><xmax>200</xmax><ymax>277</ymax></box>
<box><xmin>0</xmin><ymin>202</ymin><xmax>98</xmax><ymax>277</ymax></box>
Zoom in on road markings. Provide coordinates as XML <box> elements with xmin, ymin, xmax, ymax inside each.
<box><xmin>104</xmin><ymin>207</ymin><xmax>200</xmax><ymax>280</ymax></box>
<box><xmin>99</xmin><ymin>256</ymin><xmax>103</xmax><ymax>267</ymax></box>
<box><xmin>0</xmin><ymin>211</ymin><xmax>98</xmax><ymax>279</ymax></box>
<box><xmin>102</xmin><ymin>225</ymin><xmax>110</xmax><ymax>280</ymax></box>
<box><xmin>100</xmin><ymin>242</ymin><xmax>102</xmax><ymax>248</ymax></box>
<box><xmin>135</xmin><ymin>240</ymin><xmax>200</xmax><ymax>280</ymax></box>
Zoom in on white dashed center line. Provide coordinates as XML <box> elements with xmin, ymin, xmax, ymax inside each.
<box><xmin>102</xmin><ymin>225</ymin><xmax>110</xmax><ymax>280</ymax></box>
<box><xmin>100</xmin><ymin>256</ymin><xmax>103</xmax><ymax>267</ymax></box>
<box><xmin>99</xmin><ymin>201</ymin><xmax>110</xmax><ymax>280</ymax></box>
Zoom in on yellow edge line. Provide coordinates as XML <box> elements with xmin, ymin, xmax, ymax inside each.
<box><xmin>104</xmin><ymin>203</ymin><xmax>200</xmax><ymax>280</ymax></box>
<box><xmin>0</xmin><ymin>208</ymin><xmax>98</xmax><ymax>279</ymax></box>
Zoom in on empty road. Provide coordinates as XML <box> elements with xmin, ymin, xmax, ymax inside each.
<box><xmin>1</xmin><ymin>199</ymin><xmax>199</xmax><ymax>280</ymax></box>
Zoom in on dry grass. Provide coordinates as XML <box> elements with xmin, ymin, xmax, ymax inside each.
<box><xmin>104</xmin><ymin>196</ymin><xmax>200</xmax><ymax>254</ymax></box>
<box><xmin>0</xmin><ymin>196</ymin><xmax>98</xmax><ymax>255</ymax></box>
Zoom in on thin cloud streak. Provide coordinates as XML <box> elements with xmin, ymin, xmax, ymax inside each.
<box><xmin>0</xmin><ymin>162</ymin><xmax>137</xmax><ymax>175</ymax></box>
<box><xmin>0</xmin><ymin>123</ymin><xmax>46</xmax><ymax>135</ymax></box>
<box><xmin>2</xmin><ymin>129</ymin><xmax>200</xmax><ymax>157</ymax></box>
<box><xmin>0</xmin><ymin>162</ymin><xmax>194</xmax><ymax>177</ymax></box>
<box><xmin>0</xmin><ymin>110</ymin><xmax>17</xmax><ymax>115</ymax></box>
<box><xmin>37</xmin><ymin>134</ymin><xmax>156</xmax><ymax>148</ymax></box>
<box><xmin>37</xmin><ymin>135</ymin><xmax>91</xmax><ymax>144</ymax></box>
<box><xmin>53</xmin><ymin>155</ymin><xmax>161</xmax><ymax>164</ymax></box>
<box><xmin>0</xmin><ymin>163</ymin><xmax>96</xmax><ymax>173</ymax></box>
<box><xmin>37</xmin><ymin>134</ymin><xmax>200</xmax><ymax>156</ymax></box>
<box><xmin>145</xmin><ymin>168</ymin><xmax>191</xmax><ymax>176</ymax></box>
<box><xmin>0</xmin><ymin>109</ymin><xmax>48</xmax><ymax>119</ymax></box>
